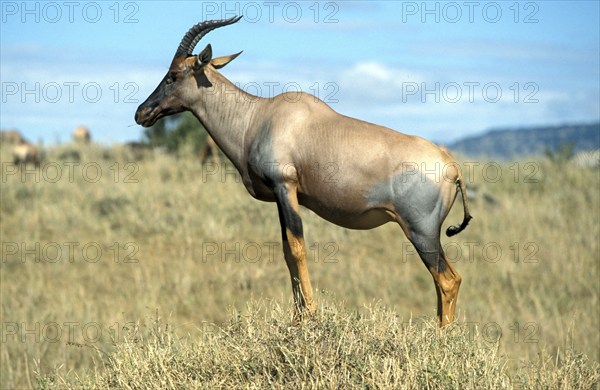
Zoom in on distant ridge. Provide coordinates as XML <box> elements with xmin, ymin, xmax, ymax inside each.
<box><xmin>448</xmin><ymin>122</ymin><xmax>600</xmax><ymax>159</ymax></box>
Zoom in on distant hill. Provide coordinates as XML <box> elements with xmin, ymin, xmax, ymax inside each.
<box><xmin>448</xmin><ymin>122</ymin><xmax>600</xmax><ymax>159</ymax></box>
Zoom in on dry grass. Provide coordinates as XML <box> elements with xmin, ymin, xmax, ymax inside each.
<box><xmin>1</xmin><ymin>143</ymin><xmax>598</xmax><ymax>388</ymax></box>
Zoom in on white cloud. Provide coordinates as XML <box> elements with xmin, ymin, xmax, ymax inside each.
<box><xmin>338</xmin><ymin>61</ymin><xmax>426</xmax><ymax>102</ymax></box>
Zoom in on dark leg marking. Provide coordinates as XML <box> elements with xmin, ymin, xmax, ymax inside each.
<box><xmin>273</xmin><ymin>183</ymin><xmax>316</xmax><ymax>319</ymax></box>
<box><xmin>274</xmin><ymin>185</ymin><xmax>303</xmax><ymax>238</ymax></box>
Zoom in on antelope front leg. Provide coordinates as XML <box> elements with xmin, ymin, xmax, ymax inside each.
<box><xmin>274</xmin><ymin>182</ymin><xmax>316</xmax><ymax>319</ymax></box>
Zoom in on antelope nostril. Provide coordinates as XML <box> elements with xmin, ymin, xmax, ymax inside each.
<box><xmin>134</xmin><ymin>106</ymin><xmax>149</xmax><ymax>124</ymax></box>
<box><xmin>134</xmin><ymin>108</ymin><xmax>146</xmax><ymax>124</ymax></box>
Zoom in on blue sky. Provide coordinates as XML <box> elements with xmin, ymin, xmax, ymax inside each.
<box><xmin>1</xmin><ymin>1</ymin><xmax>599</xmax><ymax>144</ymax></box>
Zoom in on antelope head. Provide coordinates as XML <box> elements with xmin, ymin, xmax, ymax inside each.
<box><xmin>135</xmin><ymin>16</ymin><xmax>243</xmax><ymax>127</ymax></box>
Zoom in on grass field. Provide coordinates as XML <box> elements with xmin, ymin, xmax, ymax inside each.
<box><xmin>1</xmin><ymin>143</ymin><xmax>598</xmax><ymax>388</ymax></box>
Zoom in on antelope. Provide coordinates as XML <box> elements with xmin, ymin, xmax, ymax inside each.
<box><xmin>0</xmin><ymin>130</ymin><xmax>25</xmax><ymax>145</ymax></box>
<box><xmin>198</xmin><ymin>136</ymin><xmax>221</xmax><ymax>165</ymax></box>
<box><xmin>73</xmin><ymin>126</ymin><xmax>91</xmax><ymax>143</ymax></box>
<box><xmin>135</xmin><ymin>17</ymin><xmax>472</xmax><ymax>327</ymax></box>
<box><xmin>13</xmin><ymin>142</ymin><xmax>41</xmax><ymax>166</ymax></box>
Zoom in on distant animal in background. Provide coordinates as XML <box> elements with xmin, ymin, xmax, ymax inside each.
<box><xmin>13</xmin><ymin>142</ymin><xmax>41</xmax><ymax>166</ymax></box>
<box><xmin>198</xmin><ymin>136</ymin><xmax>221</xmax><ymax>164</ymax></box>
<box><xmin>0</xmin><ymin>130</ymin><xmax>25</xmax><ymax>145</ymax></box>
<box><xmin>73</xmin><ymin>126</ymin><xmax>91</xmax><ymax>143</ymax></box>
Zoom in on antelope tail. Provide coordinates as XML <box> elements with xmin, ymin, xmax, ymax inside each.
<box><xmin>446</xmin><ymin>178</ymin><xmax>473</xmax><ymax>237</ymax></box>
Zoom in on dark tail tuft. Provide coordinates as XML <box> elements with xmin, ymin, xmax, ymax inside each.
<box><xmin>446</xmin><ymin>214</ymin><xmax>472</xmax><ymax>237</ymax></box>
<box><xmin>445</xmin><ymin>179</ymin><xmax>473</xmax><ymax>237</ymax></box>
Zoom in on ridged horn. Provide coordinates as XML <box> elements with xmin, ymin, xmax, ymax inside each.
<box><xmin>174</xmin><ymin>15</ymin><xmax>242</xmax><ymax>59</ymax></box>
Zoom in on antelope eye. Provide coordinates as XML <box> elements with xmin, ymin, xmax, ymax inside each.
<box><xmin>166</xmin><ymin>73</ymin><xmax>177</xmax><ymax>85</ymax></box>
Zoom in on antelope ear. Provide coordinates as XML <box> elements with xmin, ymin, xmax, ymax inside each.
<box><xmin>211</xmin><ymin>51</ymin><xmax>243</xmax><ymax>69</ymax></box>
<box><xmin>194</xmin><ymin>44</ymin><xmax>213</xmax><ymax>88</ymax></box>
<box><xmin>196</xmin><ymin>44</ymin><xmax>213</xmax><ymax>68</ymax></box>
